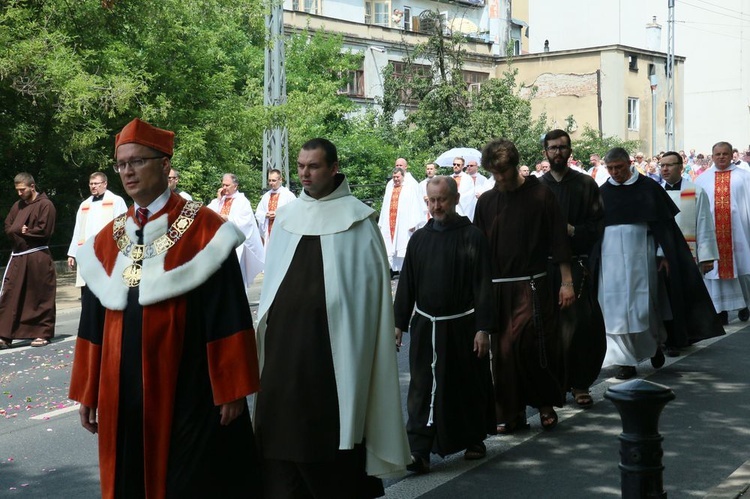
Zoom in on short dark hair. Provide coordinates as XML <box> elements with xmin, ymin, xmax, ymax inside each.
<box><xmin>14</xmin><ymin>172</ymin><xmax>35</xmax><ymax>186</ymax></box>
<box><xmin>604</xmin><ymin>147</ymin><xmax>630</xmax><ymax>165</ymax></box>
<box><xmin>301</xmin><ymin>138</ymin><xmax>338</xmax><ymax>167</ymax></box>
<box><xmin>392</xmin><ymin>167</ymin><xmax>405</xmax><ymax>177</ymax></box>
<box><xmin>661</xmin><ymin>151</ymin><xmax>682</xmax><ymax>165</ymax></box>
<box><xmin>543</xmin><ymin>129</ymin><xmax>571</xmax><ymax>149</ymax></box>
<box><xmin>268</xmin><ymin>168</ymin><xmax>283</xmax><ymax>179</ymax></box>
<box><xmin>712</xmin><ymin>141</ymin><xmax>733</xmax><ymax>153</ymax></box>
<box><xmin>482</xmin><ymin>139</ymin><xmax>520</xmax><ymax>173</ymax></box>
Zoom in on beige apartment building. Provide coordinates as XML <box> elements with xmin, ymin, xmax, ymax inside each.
<box><xmin>509</xmin><ymin>45</ymin><xmax>685</xmax><ymax>155</ymax></box>
<box><xmin>284</xmin><ymin>1</ymin><xmax>684</xmax><ymax>152</ymax></box>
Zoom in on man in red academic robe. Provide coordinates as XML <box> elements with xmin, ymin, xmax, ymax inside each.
<box><xmin>69</xmin><ymin>118</ymin><xmax>261</xmax><ymax>498</ymax></box>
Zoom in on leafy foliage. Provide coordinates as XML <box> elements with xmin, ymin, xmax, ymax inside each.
<box><xmin>377</xmin><ymin>10</ymin><xmax>549</xmax><ymax>173</ymax></box>
<box><xmin>572</xmin><ymin>125</ymin><xmax>642</xmax><ymax>169</ymax></box>
<box><xmin>0</xmin><ymin>1</ymin><xmax>358</xmax><ymax>257</ymax></box>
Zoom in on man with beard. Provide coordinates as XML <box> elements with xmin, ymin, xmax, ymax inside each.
<box><xmin>394</xmin><ymin>176</ymin><xmax>495</xmax><ymax>473</ymax></box>
<box><xmin>539</xmin><ymin>129</ymin><xmax>606</xmax><ymax>408</ymax></box>
<box><xmin>474</xmin><ymin>139</ymin><xmax>575</xmax><ymax>433</ymax></box>
<box><xmin>592</xmin><ymin>147</ymin><xmax>723</xmax><ymax>379</ymax></box>
<box><xmin>0</xmin><ymin>173</ymin><xmax>56</xmax><ymax>349</ymax></box>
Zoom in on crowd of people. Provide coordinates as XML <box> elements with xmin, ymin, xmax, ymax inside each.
<box><xmin>1</xmin><ymin>116</ymin><xmax>749</xmax><ymax>497</ymax></box>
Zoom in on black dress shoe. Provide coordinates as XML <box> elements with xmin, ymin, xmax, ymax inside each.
<box><xmin>739</xmin><ymin>308</ymin><xmax>750</xmax><ymax>321</ymax></box>
<box><xmin>718</xmin><ymin>311</ymin><xmax>729</xmax><ymax>325</ymax></box>
<box><xmin>651</xmin><ymin>348</ymin><xmax>665</xmax><ymax>368</ymax></box>
<box><xmin>615</xmin><ymin>365</ymin><xmax>637</xmax><ymax>380</ymax></box>
<box><xmin>406</xmin><ymin>454</ymin><xmax>430</xmax><ymax>474</ymax></box>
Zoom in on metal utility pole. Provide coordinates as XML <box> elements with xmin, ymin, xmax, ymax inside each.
<box><xmin>651</xmin><ymin>74</ymin><xmax>658</xmax><ymax>157</ymax></box>
<box><xmin>666</xmin><ymin>0</ymin><xmax>675</xmax><ymax>150</ymax></box>
<box><xmin>262</xmin><ymin>0</ymin><xmax>289</xmax><ymax>189</ymax></box>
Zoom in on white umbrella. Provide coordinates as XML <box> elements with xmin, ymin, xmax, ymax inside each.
<box><xmin>434</xmin><ymin>147</ymin><xmax>482</xmax><ymax>168</ymax></box>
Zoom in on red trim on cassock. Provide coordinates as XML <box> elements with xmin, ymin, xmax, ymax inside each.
<box><xmin>142</xmin><ymin>298</ymin><xmax>186</xmax><ymax>499</ymax></box>
<box><xmin>207</xmin><ymin>328</ymin><xmax>261</xmax><ymax>405</ymax></box>
<box><xmin>98</xmin><ymin>309</ymin><xmax>124</xmax><ymax>499</ymax></box>
<box><xmin>69</xmin><ymin>339</ymin><xmax>102</xmax><ymax>409</ymax></box>
<box><xmin>77</xmin><ymin>192</ymin><xmax>256</xmax><ymax>499</ymax></box>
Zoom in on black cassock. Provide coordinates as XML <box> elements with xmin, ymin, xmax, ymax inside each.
<box><xmin>394</xmin><ymin>216</ymin><xmax>495</xmax><ymax>459</ymax></box>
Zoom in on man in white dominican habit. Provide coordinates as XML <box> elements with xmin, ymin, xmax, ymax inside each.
<box><xmin>67</xmin><ymin>171</ymin><xmax>127</xmax><ymax>288</ymax></box>
<box><xmin>69</xmin><ymin>118</ymin><xmax>262</xmax><ymax>498</ymax></box>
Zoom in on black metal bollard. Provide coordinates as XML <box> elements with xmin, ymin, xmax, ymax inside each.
<box><xmin>604</xmin><ymin>379</ymin><xmax>676</xmax><ymax>499</ymax></box>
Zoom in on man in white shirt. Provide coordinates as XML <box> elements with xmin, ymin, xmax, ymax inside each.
<box><xmin>207</xmin><ymin>173</ymin><xmax>265</xmax><ymax>289</ymax></box>
<box><xmin>67</xmin><ymin>172</ymin><xmax>128</xmax><ymax>287</ymax></box>
<box><xmin>255</xmin><ymin>169</ymin><xmax>296</xmax><ymax>244</ymax></box>
<box><xmin>378</xmin><ymin>168</ymin><xmax>424</xmax><ymax>274</ymax></box>
<box><xmin>694</xmin><ymin>141</ymin><xmax>750</xmax><ymax>324</ymax></box>
<box><xmin>450</xmin><ymin>157</ymin><xmax>478</xmax><ymax>221</ymax></box>
<box><xmin>168</xmin><ymin>168</ymin><xmax>193</xmax><ymax>200</ymax></box>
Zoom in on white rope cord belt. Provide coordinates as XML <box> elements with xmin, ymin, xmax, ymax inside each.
<box><xmin>491</xmin><ymin>271</ymin><xmax>547</xmax><ymax>283</ymax></box>
<box><xmin>0</xmin><ymin>246</ymin><xmax>49</xmax><ymax>297</ymax></box>
<box><xmin>414</xmin><ymin>305</ymin><xmax>475</xmax><ymax>427</ymax></box>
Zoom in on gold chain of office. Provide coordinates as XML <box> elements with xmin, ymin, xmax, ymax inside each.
<box><xmin>113</xmin><ymin>200</ymin><xmax>202</xmax><ymax>287</ymax></box>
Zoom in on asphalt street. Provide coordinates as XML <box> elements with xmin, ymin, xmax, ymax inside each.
<box><xmin>1</xmin><ymin>273</ymin><xmax>748</xmax><ymax>498</ymax></box>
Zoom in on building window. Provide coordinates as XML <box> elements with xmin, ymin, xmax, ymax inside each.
<box><xmin>463</xmin><ymin>70</ymin><xmax>489</xmax><ymax>94</ymax></box>
<box><xmin>628</xmin><ymin>97</ymin><xmax>639</xmax><ymax>131</ymax></box>
<box><xmin>391</xmin><ymin>60</ymin><xmax>430</xmax><ymax>102</ymax></box>
<box><xmin>403</xmin><ymin>6</ymin><xmax>412</xmax><ymax>31</ymax></box>
<box><xmin>628</xmin><ymin>54</ymin><xmax>638</xmax><ymax>72</ymax></box>
<box><xmin>365</xmin><ymin>0</ymin><xmax>391</xmax><ymax>27</ymax></box>
<box><xmin>339</xmin><ymin>70</ymin><xmax>365</xmax><ymax>97</ymax></box>
<box><xmin>292</xmin><ymin>0</ymin><xmax>321</xmax><ymax>14</ymax></box>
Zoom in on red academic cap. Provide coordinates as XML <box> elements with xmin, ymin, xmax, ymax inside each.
<box><xmin>114</xmin><ymin>118</ymin><xmax>174</xmax><ymax>157</ymax></box>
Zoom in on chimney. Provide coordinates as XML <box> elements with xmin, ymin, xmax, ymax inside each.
<box><xmin>645</xmin><ymin>16</ymin><xmax>662</xmax><ymax>51</ymax></box>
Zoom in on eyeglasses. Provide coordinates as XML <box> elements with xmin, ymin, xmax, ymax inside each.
<box><xmin>168</xmin><ymin>176</ymin><xmax>178</xmax><ymax>180</ymax></box>
<box><xmin>89</xmin><ymin>181</ymin><xmax>104</xmax><ymax>186</ymax></box>
<box><xmin>545</xmin><ymin>145</ymin><xmax>570</xmax><ymax>153</ymax></box>
<box><xmin>453</xmin><ymin>163</ymin><xmax>464</xmax><ymax>166</ymax></box>
<box><xmin>113</xmin><ymin>156</ymin><xmax>165</xmax><ymax>173</ymax></box>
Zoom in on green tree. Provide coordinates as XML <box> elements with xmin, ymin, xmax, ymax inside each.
<box><xmin>378</xmin><ymin>10</ymin><xmax>549</xmax><ymax>170</ymax></box>
<box><xmin>572</xmin><ymin>125</ymin><xmax>641</xmax><ymax>169</ymax></box>
<box><xmin>0</xmin><ymin>1</ymin><xmax>362</xmax><ymax>258</ymax></box>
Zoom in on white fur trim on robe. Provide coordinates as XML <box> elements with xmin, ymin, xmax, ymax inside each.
<box><xmin>256</xmin><ymin>176</ymin><xmax>410</xmax><ymax>478</ymax></box>
<box><xmin>77</xmin><ymin>211</ymin><xmax>245</xmax><ymax>310</ymax></box>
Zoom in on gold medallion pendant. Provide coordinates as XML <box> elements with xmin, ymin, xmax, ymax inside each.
<box><xmin>122</xmin><ymin>263</ymin><xmax>143</xmax><ymax>287</ymax></box>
